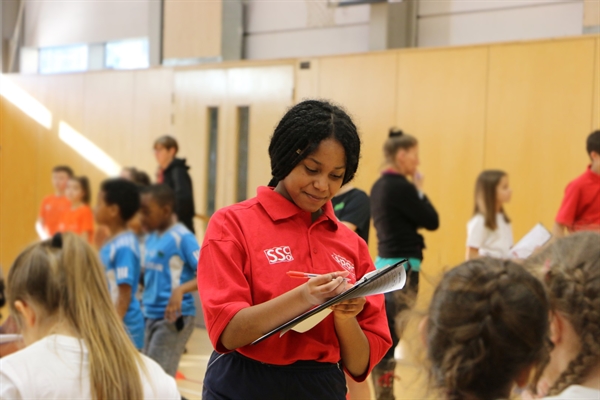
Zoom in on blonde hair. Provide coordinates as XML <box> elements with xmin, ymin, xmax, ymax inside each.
<box><xmin>7</xmin><ymin>233</ymin><xmax>145</xmax><ymax>400</ymax></box>
<box><xmin>525</xmin><ymin>231</ymin><xmax>600</xmax><ymax>396</ymax></box>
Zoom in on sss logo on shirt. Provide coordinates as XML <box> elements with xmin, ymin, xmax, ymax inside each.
<box><xmin>264</xmin><ymin>246</ymin><xmax>294</xmax><ymax>264</ymax></box>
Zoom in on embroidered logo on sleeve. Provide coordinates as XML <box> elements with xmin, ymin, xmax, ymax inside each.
<box><xmin>332</xmin><ymin>253</ymin><xmax>356</xmax><ymax>280</ymax></box>
<box><xmin>264</xmin><ymin>246</ymin><xmax>294</xmax><ymax>264</ymax></box>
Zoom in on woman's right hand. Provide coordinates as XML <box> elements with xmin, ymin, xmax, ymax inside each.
<box><xmin>302</xmin><ymin>271</ymin><xmax>350</xmax><ymax>306</ymax></box>
<box><xmin>413</xmin><ymin>170</ymin><xmax>424</xmax><ymax>191</ymax></box>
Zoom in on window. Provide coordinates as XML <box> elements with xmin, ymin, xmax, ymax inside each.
<box><xmin>105</xmin><ymin>38</ymin><xmax>149</xmax><ymax>70</ymax></box>
<box><xmin>207</xmin><ymin>107</ymin><xmax>219</xmax><ymax>216</ymax></box>
<box><xmin>39</xmin><ymin>45</ymin><xmax>88</xmax><ymax>74</ymax></box>
<box><xmin>236</xmin><ymin>107</ymin><xmax>250</xmax><ymax>203</ymax></box>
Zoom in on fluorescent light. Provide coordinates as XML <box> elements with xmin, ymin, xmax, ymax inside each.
<box><xmin>58</xmin><ymin>121</ymin><xmax>121</xmax><ymax>177</ymax></box>
<box><xmin>0</xmin><ymin>74</ymin><xmax>52</xmax><ymax>129</ymax></box>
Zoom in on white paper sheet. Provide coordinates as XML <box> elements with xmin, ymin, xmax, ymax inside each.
<box><xmin>511</xmin><ymin>223</ymin><xmax>552</xmax><ymax>259</ymax></box>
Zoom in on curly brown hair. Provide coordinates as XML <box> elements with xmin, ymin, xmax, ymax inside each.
<box><xmin>524</xmin><ymin>231</ymin><xmax>600</xmax><ymax>396</ymax></box>
<box><xmin>426</xmin><ymin>258</ymin><xmax>550</xmax><ymax>400</ymax></box>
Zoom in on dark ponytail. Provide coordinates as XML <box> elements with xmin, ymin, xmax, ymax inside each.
<box><xmin>268</xmin><ymin>100</ymin><xmax>361</xmax><ymax>186</ymax></box>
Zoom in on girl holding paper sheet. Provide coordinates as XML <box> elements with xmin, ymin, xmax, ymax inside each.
<box><xmin>466</xmin><ymin>170</ymin><xmax>514</xmax><ymax>260</ymax></box>
<box><xmin>197</xmin><ymin>100</ymin><xmax>392</xmax><ymax>400</ymax></box>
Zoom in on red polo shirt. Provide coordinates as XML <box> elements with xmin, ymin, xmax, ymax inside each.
<box><xmin>556</xmin><ymin>166</ymin><xmax>600</xmax><ymax>232</ymax></box>
<box><xmin>197</xmin><ymin>186</ymin><xmax>391</xmax><ymax>380</ymax></box>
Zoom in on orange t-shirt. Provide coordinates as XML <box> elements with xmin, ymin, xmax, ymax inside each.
<box><xmin>39</xmin><ymin>195</ymin><xmax>71</xmax><ymax>236</ymax></box>
<box><xmin>58</xmin><ymin>205</ymin><xmax>95</xmax><ymax>243</ymax></box>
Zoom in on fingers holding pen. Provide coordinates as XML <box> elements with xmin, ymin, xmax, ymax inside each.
<box><xmin>303</xmin><ymin>271</ymin><xmax>350</xmax><ymax>305</ymax></box>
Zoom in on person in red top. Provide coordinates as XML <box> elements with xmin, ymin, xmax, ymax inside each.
<box><xmin>58</xmin><ymin>176</ymin><xmax>94</xmax><ymax>244</ymax></box>
<box><xmin>197</xmin><ymin>100</ymin><xmax>392</xmax><ymax>400</ymax></box>
<box><xmin>553</xmin><ymin>130</ymin><xmax>600</xmax><ymax>237</ymax></box>
<box><xmin>36</xmin><ymin>166</ymin><xmax>73</xmax><ymax>239</ymax></box>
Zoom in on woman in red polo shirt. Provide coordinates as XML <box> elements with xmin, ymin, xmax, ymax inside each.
<box><xmin>197</xmin><ymin>100</ymin><xmax>391</xmax><ymax>400</ymax></box>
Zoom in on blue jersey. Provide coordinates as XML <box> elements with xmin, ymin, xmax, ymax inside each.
<box><xmin>99</xmin><ymin>230</ymin><xmax>145</xmax><ymax>349</ymax></box>
<box><xmin>143</xmin><ymin>223</ymin><xmax>200</xmax><ymax>319</ymax></box>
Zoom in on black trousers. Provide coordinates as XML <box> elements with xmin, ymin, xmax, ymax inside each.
<box><xmin>202</xmin><ymin>351</ymin><xmax>347</xmax><ymax>400</ymax></box>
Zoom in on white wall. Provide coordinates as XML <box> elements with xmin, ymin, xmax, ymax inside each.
<box><xmin>24</xmin><ymin>0</ymin><xmax>151</xmax><ymax>48</ymax></box>
<box><xmin>417</xmin><ymin>0</ymin><xmax>585</xmax><ymax>47</ymax></box>
<box><xmin>244</xmin><ymin>0</ymin><xmax>371</xmax><ymax>59</ymax></box>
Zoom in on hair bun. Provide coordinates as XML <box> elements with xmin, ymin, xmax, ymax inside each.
<box><xmin>389</xmin><ymin>128</ymin><xmax>404</xmax><ymax>138</ymax></box>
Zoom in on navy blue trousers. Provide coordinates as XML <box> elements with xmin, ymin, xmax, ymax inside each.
<box><xmin>202</xmin><ymin>351</ymin><xmax>347</xmax><ymax>400</ymax></box>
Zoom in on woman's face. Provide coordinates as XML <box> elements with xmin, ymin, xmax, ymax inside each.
<box><xmin>65</xmin><ymin>179</ymin><xmax>83</xmax><ymax>203</ymax></box>
<box><xmin>275</xmin><ymin>139</ymin><xmax>346</xmax><ymax>213</ymax></box>
<box><xmin>395</xmin><ymin>145</ymin><xmax>419</xmax><ymax>176</ymax></box>
<box><xmin>496</xmin><ymin>175</ymin><xmax>512</xmax><ymax>205</ymax></box>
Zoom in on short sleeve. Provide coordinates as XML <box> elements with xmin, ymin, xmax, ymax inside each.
<box><xmin>0</xmin><ymin>367</ymin><xmax>23</xmax><ymax>399</ymax></box>
<box><xmin>555</xmin><ymin>181</ymin><xmax>580</xmax><ymax>227</ymax></box>
<box><xmin>114</xmin><ymin>246</ymin><xmax>138</xmax><ymax>287</ymax></box>
<box><xmin>39</xmin><ymin>198</ymin><xmax>47</xmax><ymax>220</ymax></box>
<box><xmin>181</xmin><ymin>234</ymin><xmax>200</xmax><ymax>274</ymax></box>
<box><xmin>350</xmin><ymin>240</ymin><xmax>392</xmax><ymax>381</ymax></box>
<box><xmin>338</xmin><ymin>191</ymin><xmax>370</xmax><ymax>228</ymax></box>
<box><xmin>466</xmin><ymin>215</ymin><xmax>486</xmax><ymax>249</ymax></box>
<box><xmin>197</xmin><ymin>211</ymin><xmax>251</xmax><ymax>353</ymax></box>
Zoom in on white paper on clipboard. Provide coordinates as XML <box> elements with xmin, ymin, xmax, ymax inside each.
<box><xmin>511</xmin><ymin>223</ymin><xmax>552</xmax><ymax>259</ymax></box>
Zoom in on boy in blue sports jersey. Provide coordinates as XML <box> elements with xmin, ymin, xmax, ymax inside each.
<box><xmin>139</xmin><ymin>184</ymin><xmax>199</xmax><ymax>377</ymax></box>
<box><xmin>95</xmin><ymin>178</ymin><xmax>145</xmax><ymax>349</ymax></box>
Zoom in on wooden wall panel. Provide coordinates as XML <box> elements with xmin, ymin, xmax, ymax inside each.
<box><xmin>0</xmin><ymin>76</ymin><xmax>42</xmax><ymax>280</ymax></box>
<box><xmin>163</xmin><ymin>0</ymin><xmax>222</xmax><ymax>60</ymax></box>
<box><xmin>316</xmin><ymin>52</ymin><xmax>398</xmax><ymax>258</ymax></box>
<box><xmin>486</xmin><ymin>37</ymin><xmax>597</xmax><ymax>241</ymax></box>
<box><xmin>226</xmin><ymin>65</ymin><xmax>295</xmax><ymax>202</ymax></box>
<box><xmin>593</xmin><ymin>36</ymin><xmax>600</xmax><ymax>130</ymax></box>
<box><xmin>173</xmin><ymin>69</ymin><xmax>227</xmax><ymax>234</ymax></box>
<box><xmin>396</xmin><ymin>47</ymin><xmax>488</xmax><ymax>276</ymax></box>
<box><xmin>132</xmin><ymin>69</ymin><xmax>175</xmax><ymax>179</ymax></box>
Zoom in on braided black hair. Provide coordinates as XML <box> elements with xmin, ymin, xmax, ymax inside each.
<box><xmin>268</xmin><ymin>100</ymin><xmax>361</xmax><ymax>186</ymax></box>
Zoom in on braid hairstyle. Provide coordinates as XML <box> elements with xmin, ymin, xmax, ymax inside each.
<box><xmin>268</xmin><ymin>100</ymin><xmax>361</xmax><ymax>186</ymax></box>
<box><xmin>426</xmin><ymin>258</ymin><xmax>550</xmax><ymax>400</ymax></box>
<box><xmin>524</xmin><ymin>231</ymin><xmax>600</xmax><ymax>396</ymax></box>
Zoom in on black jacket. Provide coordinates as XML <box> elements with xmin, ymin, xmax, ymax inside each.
<box><xmin>162</xmin><ymin>158</ymin><xmax>196</xmax><ymax>233</ymax></box>
<box><xmin>370</xmin><ymin>173</ymin><xmax>439</xmax><ymax>260</ymax></box>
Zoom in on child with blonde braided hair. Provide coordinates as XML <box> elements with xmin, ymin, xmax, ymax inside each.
<box><xmin>423</xmin><ymin>258</ymin><xmax>551</xmax><ymax>400</ymax></box>
<box><xmin>524</xmin><ymin>231</ymin><xmax>600</xmax><ymax>399</ymax></box>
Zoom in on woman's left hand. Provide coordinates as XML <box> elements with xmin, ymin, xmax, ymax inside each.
<box><xmin>330</xmin><ymin>296</ymin><xmax>366</xmax><ymax>320</ymax></box>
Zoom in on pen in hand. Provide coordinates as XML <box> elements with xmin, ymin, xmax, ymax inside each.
<box><xmin>287</xmin><ymin>271</ymin><xmax>350</xmax><ymax>281</ymax></box>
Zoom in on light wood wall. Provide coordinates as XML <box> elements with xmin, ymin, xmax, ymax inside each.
<box><xmin>1</xmin><ymin>36</ymin><xmax>598</xmax><ymax>315</ymax></box>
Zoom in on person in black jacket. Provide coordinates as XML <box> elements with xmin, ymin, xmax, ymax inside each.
<box><xmin>154</xmin><ymin>136</ymin><xmax>196</xmax><ymax>233</ymax></box>
<box><xmin>369</xmin><ymin>128</ymin><xmax>439</xmax><ymax>400</ymax></box>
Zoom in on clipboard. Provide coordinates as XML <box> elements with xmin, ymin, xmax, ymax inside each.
<box><xmin>251</xmin><ymin>259</ymin><xmax>408</xmax><ymax>345</ymax></box>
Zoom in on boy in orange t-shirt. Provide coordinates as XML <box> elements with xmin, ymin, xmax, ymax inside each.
<box><xmin>36</xmin><ymin>166</ymin><xmax>73</xmax><ymax>239</ymax></box>
<box><xmin>58</xmin><ymin>176</ymin><xmax>95</xmax><ymax>244</ymax></box>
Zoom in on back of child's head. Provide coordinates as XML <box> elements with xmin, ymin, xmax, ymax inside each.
<box><xmin>154</xmin><ymin>135</ymin><xmax>179</xmax><ymax>153</ymax></box>
<box><xmin>133</xmin><ymin>170</ymin><xmax>151</xmax><ymax>187</ymax></box>
<box><xmin>52</xmin><ymin>165</ymin><xmax>74</xmax><ymax>177</ymax></box>
<box><xmin>473</xmin><ymin>170</ymin><xmax>509</xmax><ymax>230</ymax></box>
<box><xmin>524</xmin><ymin>231</ymin><xmax>600</xmax><ymax>396</ymax></box>
<box><xmin>100</xmin><ymin>178</ymin><xmax>140</xmax><ymax>222</ymax></box>
<box><xmin>587</xmin><ymin>130</ymin><xmax>600</xmax><ymax>157</ymax></box>
<box><xmin>268</xmin><ymin>100</ymin><xmax>361</xmax><ymax>187</ymax></box>
<box><xmin>426</xmin><ymin>258</ymin><xmax>550</xmax><ymax>400</ymax></box>
<box><xmin>383</xmin><ymin>128</ymin><xmax>418</xmax><ymax>164</ymax></box>
<box><xmin>143</xmin><ymin>184</ymin><xmax>175</xmax><ymax>210</ymax></box>
<box><xmin>71</xmin><ymin>176</ymin><xmax>91</xmax><ymax>204</ymax></box>
<box><xmin>7</xmin><ymin>232</ymin><xmax>144</xmax><ymax>399</ymax></box>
